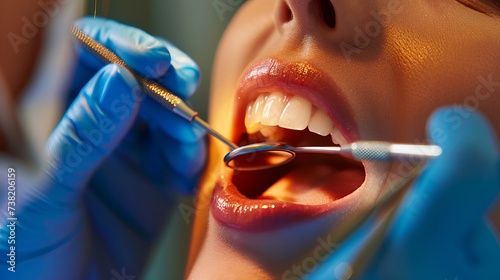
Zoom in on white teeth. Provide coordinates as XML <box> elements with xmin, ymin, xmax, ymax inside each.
<box><xmin>244</xmin><ymin>103</ymin><xmax>261</xmax><ymax>134</ymax></box>
<box><xmin>260</xmin><ymin>126</ymin><xmax>277</xmax><ymax>138</ymax></box>
<box><xmin>279</xmin><ymin>96</ymin><xmax>312</xmax><ymax>130</ymax></box>
<box><xmin>244</xmin><ymin>92</ymin><xmax>348</xmax><ymax>145</ymax></box>
<box><xmin>251</xmin><ymin>94</ymin><xmax>266</xmax><ymax>124</ymax></box>
<box><xmin>308</xmin><ymin>109</ymin><xmax>333</xmax><ymax>136</ymax></box>
<box><xmin>330</xmin><ymin>127</ymin><xmax>348</xmax><ymax>146</ymax></box>
<box><xmin>261</xmin><ymin>92</ymin><xmax>287</xmax><ymax>126</ymax></box>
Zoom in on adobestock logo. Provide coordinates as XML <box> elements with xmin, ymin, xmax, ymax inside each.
<box><xmin>52</xmin><ymin>86</ymin><xmax>145</xmax><ymax>183</ymax></box>
<box><xmin>340</xmin><ymin>0</ymin><xmax>403</xmax><ymax>62</ymax></box>
<box><xmin>7</xmin><ymin>0</ymin><xmax>72</xmax><ymax>54</ymax></box>
<box><xmin>281</xmin><ymin>234</ymin><xmax>340</xmax><ymax>280</ymax></box>
<box><xmin>213</xmin><ymin>0</ymin><xmax>244</xmax><ymax>21</ymax></box>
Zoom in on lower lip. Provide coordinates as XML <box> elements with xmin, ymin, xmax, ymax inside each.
<box><xmin>211</xmin><ymin>171</ymin><xmax>345</xmax><ymax>232</ymax></box>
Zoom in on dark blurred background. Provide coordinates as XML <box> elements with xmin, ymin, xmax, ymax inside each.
<box><xmin>84</xmin><ymin>0</ymin><xmax>246</xmax><ymax>119</ymax></box>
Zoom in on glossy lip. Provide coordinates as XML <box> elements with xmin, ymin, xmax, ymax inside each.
<box><xmin>211</xmin><ymin>58</ymin><xmax>364</xmax><ymax>232</ymax></box>
<box><xmin>211</xmin><ymin>170</ymin><xmax>359</xmax><ymax>232</ymax></box>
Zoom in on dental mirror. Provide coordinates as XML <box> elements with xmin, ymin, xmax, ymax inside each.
<box><xmin>224</xmin><ymin>141</ymin><xmax>442</xmax><ymax>171</ymax></box>
<box><xmin>224</xmin><ymin>143</ymin><xmax>296</xmax><ymax>171</ymax></box>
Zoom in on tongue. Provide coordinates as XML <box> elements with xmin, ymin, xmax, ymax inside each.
<box><xmin>257</xmin><ymin>164</ymin><xmax>364</xmax><ymax>205</ymax></box>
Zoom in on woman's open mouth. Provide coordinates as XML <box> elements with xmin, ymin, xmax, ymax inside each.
<box><xmin>211</xmin><ymin>58</ymin><xmax>369</xmax><ymax>232</ymax></box>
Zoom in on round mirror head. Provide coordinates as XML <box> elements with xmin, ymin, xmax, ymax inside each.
<box><xmin>224</xmin><ymin>142</ymin><xmax>296</xmax><ymax>171</ymax></box>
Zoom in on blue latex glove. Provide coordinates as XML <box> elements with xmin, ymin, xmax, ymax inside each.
<box><xmin>307</xmin><ymin>107</ymin><xmax>500</xmax><ymax>280</ymax></box>
<box><xmin>0</xmin><ymin>17</ymin><xmax>206</xmax><ymax>279</ymax></box>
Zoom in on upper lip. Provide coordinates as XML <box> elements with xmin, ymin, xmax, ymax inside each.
<box><xmin>231</xmin><ymin>57</ymin><xmax>359</xmax><ymax>144</ymax></box>
<box><xmin>211</xmin><ymin>58</ymin><xmax>364</xmax><ymax>232</ymax></box>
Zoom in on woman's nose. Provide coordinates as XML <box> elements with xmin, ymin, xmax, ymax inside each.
<box><xmin>274</xmin><ymin>0</ymin><xmax>405</xmax><ymax>60</ymax></box>
<box><xmin>275</xmin><ymin>0</ymin><xmax>337</xmax><ymax>33</ymax></box>
<box><xmin>274</xmin><ymin>0</ymin><xmax>401</xmax><ymax>44</ymax></box>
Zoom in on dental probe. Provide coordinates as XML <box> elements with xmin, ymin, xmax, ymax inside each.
<box><xmin>70</xmin><ymin>26</ymin><xmax>238</xmax><ymax>150</ymax></box>
<box><xmin>224</xmin><ymin>142</ymin><xmax>442</xmax><ymax>170</ymax></box>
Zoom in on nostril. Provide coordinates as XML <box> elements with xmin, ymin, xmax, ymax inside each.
<box><xmin>320</xmin><ymin>0</ymin><xmax>336</xmax><ymax>28</ymax></box>
<box><xmin>282</xmin><ymin>1</ymin><xmax>293</xmax><ymax>23</ymax></box>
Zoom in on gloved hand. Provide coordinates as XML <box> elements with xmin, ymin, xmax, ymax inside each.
<box><xmin>307</xmin><ymin>107</ymin><xmax>500</xmax><ymax>280</ymax></box>
<box><xmin>0</xmin><ymin>17</ymin><xmax>206</xmax><ymax>279</ymax></box>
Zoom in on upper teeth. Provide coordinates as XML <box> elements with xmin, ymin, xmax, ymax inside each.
<box><xmin>244</xmin><ymin>93</ymin><xmax>348</xmax><ymax>145</ymax></box>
